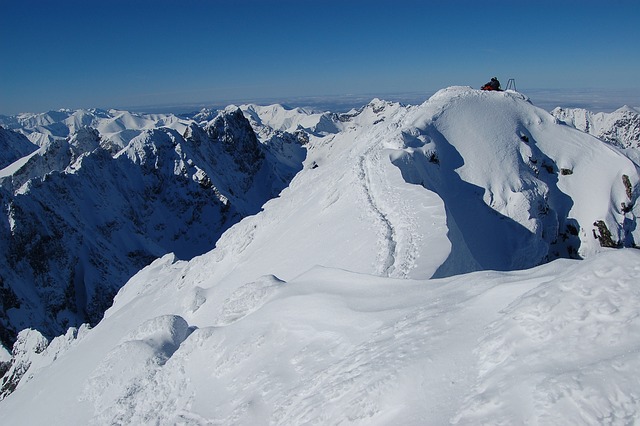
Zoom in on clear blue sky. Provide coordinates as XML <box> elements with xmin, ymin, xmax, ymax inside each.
<box><xmin>1</xmin><ymin>0</ymin><xmax>638</xmax><ymax>115</ymax></box>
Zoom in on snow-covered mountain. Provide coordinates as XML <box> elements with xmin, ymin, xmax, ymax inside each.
<box><xmin>0</xmin><ymin>108</ymin><xmax>305</xmax><ymax>355</ymax></box>
<box><xmin>0</xmin><ymin>108</ymin><xmax>188</xmax><ymax>148</ymax></box>
<box><xmin>241</xmin><ymin>103</ymin><xmax>340</xmax><ymax>136</ymax></box>
<box><xmin>551</xmin><ymin>105</ymin><xmax>640</xmax><ymax>149</ymax></box>
<box><xmin>1</xmin><ymin>87</ymin><xmax>640</xmax><ymax>424</ymax></box>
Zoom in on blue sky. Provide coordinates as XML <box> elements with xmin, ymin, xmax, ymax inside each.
<box><xmin>1</xmin><ymin>0</ymin><xmax>638</xmax><ymax>115</ymax></box>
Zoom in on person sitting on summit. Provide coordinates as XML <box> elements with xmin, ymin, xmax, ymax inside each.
<box><xmin>481</xmin><ymin>77</ymin><xmax>501</xmax><ymax>91</ymax></box>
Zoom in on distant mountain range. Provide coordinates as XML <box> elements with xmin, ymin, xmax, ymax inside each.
<box><xmin>551</xmin><ymin>105</ymin><xmax>640</xmax><ymax>149</ymax></box>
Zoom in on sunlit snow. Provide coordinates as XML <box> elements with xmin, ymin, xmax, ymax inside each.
<box><xmin>1</xmin><ymin>87</ymin><xmax>640</xmax><ymax>424</ymax></box>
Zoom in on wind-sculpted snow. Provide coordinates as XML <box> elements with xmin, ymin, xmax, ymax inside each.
<box><xmin>2</xmin><ymin>248</ymin><xmax>640</xmax><ymax>424</ymax></box>
<box><xmin>213</xmin><ymin>275</ymin><xmax>285</xmax><ymax>326</ymax></box>
<box><xmin>391</xmin><ymin>87</ymin><xmax>639</xmax><ymax>273</ymax></box>
<box><xmin>82</xmin><ymin>315</ymin><xmax>191</xmax><ymax>424</ymax></box>
<box><xmin>453</xmin><ymin>251</ymin><xmax>640</xmax><ymax>424</ymax></box>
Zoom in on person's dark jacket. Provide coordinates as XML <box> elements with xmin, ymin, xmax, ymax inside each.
<box><xmin>482</xmin><ymin>77</ymin><xmax>501</xmax><ymax>91</ymax></box>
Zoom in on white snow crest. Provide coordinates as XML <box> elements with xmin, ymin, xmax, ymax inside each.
<box><xmin>105</xmin><ymin>253</ymin><xmax>182</xmax><ymax>318</ymax></box>
<box><xmin>82</xmin><ymin>315</ymin><xmax>191</xmax><ymax>424</ymax></box>
<box><xmin>454</xmin><ymin>249</ymin><xmax>640</xmax><ymax>425</ymax></box>
<box><xmin>214</xmin><ymin>275</ymin><xmax>285</xmax><ymax>326</ymax></box>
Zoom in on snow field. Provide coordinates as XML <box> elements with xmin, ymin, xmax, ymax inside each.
<box><xmin>454</xmin><ymin>250</ymin><xmax>640</xmax><ymax>424</ymax></box>
<box><xmin>6</xmin><ymin>249</ymin><xmax>640</xmax><ymax>424</ymax></box>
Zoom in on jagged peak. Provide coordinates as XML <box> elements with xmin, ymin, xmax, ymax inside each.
<box><xmin>182</xmin><ymin>121</ymin><xmax>206</xmax><ymax>141</ymax></box>
<box><xmin>64</xmin><ymin>127</ymin><xmax>102</xmax><ymax>165</ymax></box>
<box><xmin>121</xmin><ymin>127</ymin><xmax>177</xmax><ymax>148</ymax></box>
<box><xmin>67</xmin><ymin>126</ymin><xmax>100</xmax><ymax>143</ymax></box>
<box><xmin>204</xmin><ymin>106</ymin><xmax>255</xmax><ymax>137</ymax></box>
<box><xmin>550</xmin><ymin>102</ymin><xmax>640</xmax><ymax>148</ymax></box>
<box><xmin>0</xmin><ymin>127</ymin><xmax>39</xmax><ymax>169</ymax></box>
<box><xmin>191</xmin><ymin>107</ymin><xmax>217</xmax><ymax>123</ymax></box>
<box><xmin>222</xmin><ymin>104</ymin><xmax>241</xmax><ymax>115</ymax></box>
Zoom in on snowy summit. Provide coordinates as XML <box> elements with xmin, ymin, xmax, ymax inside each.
<box><xmin>1</xmin><ymin>86</ymin><xmax>640</xmax><ymax>424</ymax></box>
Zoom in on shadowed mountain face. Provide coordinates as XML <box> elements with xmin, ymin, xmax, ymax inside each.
<box><xmin>0</xmin><ymin>127</ymin><xmax>38</xmax><ymax>169</ymax></box>
<box><xmin>0</xmin><ymin>109</ymin><xmax>305</xmax><ymax>350</ymax></box>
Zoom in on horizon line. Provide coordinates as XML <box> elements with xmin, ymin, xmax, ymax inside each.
<box><xmin>2</xmin><ymin>87</ymin><xmax>639</xmax><ymax>117</ymax></box>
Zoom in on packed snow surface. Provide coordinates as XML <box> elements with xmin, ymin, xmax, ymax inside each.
<box><xmin>2</xmin><ymin>250</ymin><xmax>640</xmax><ymax>425</ymax></box>
<box><xmin>2</xmin><ymin>87</ymin><xmax>640</xmax><ymax>424</ymax></box>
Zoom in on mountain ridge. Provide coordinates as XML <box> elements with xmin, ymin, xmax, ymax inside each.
<box><xmin>551</xmin><ymin>104</ymin><xmax>640</xmax><ymax>149</ymax></box>
<box><xmin>0</xmin><ymin>107</ymin><xmax>305</xmax><ymax>353</ymax></box>
<box><xmin>1</xmin><ymin>87</ymin><xmax>640</xmax><ymax>423</ymax></box>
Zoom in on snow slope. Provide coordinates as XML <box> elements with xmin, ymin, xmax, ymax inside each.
<box><xmin>193</xmin><ymin>88</ymin><xmax>639</xmax><ymax>285</ymax></box>
<box><xmin>2</xmin><ymin>249</ymin><xmax>639</xmax><ymax>424</ymax></box>
<box><xmin>1</xmin><ymin>87</ymin><xmax>640</xmax><ymax>424</ymax></box>
<box><xmin>395</xmin><ymin>88</ymin><xmax>639</xmax><ymax>273</ymax></box>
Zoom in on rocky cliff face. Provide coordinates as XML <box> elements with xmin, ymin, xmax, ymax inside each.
<box><xmin>0</xmin><ymin>109</ymin><xmax>306</xmax><ymax>352</ymax></box>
